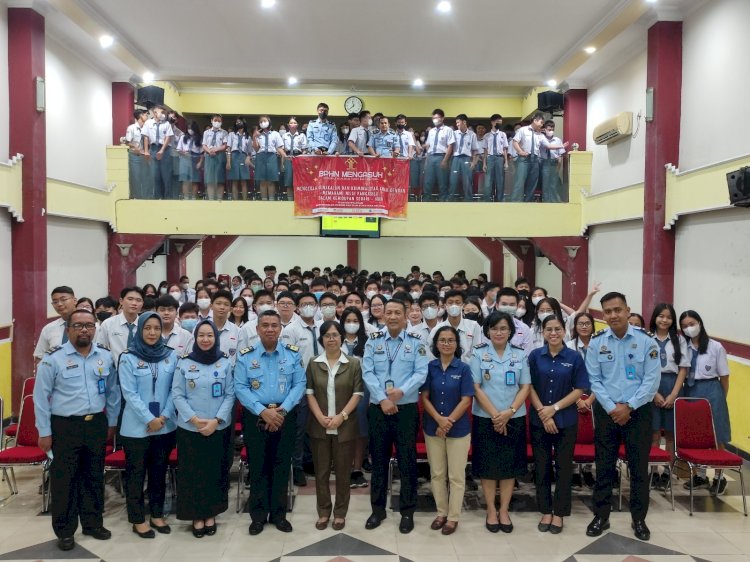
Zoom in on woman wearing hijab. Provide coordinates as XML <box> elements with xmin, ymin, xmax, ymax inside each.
<box><xmin>118</xmin><ymin>312</ymin><xmax>178</xmax><ymax>538</ymax></box>
<box><xmin>172</xmin><ymin>320</ymin><xmax>235</xmax><ymax>538</ymax></box>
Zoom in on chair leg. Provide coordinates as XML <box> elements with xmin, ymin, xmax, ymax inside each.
<box><xmin>618</xmin><ymin>462</ymin><xmax>623</xmax><ymax>512</ymax></box>
<box><xmin>287</xmin><ymin>461</ymin><xmax>294</xmax><ymax>512</ymax></box>
<box><xmin>737</xmin><ymin>467</ymin><xmax>748</xmax><ymax>516</ymax></box>
<box><xmin>236</xmin><ymin>463</ymin><xmax>244</xmax><ymax>513</ymax></box>
<box><xmin>171</xmin><ymin>469</ymin><xmax>177</xmax><ymax>499</ymax></box>
<box><xmin>669</xmin><ymin>461</ymin><xmax>676</xmax><ymax>511</ymax></box>
<box><xmin>9</xmin><ymin>468</ymin><xmax>17</xmax><ymax>494</ymax></box>
<box><xmin>387</xmin><ymin>458</ymin><xmax>395</xmax><ymax>510</ymax></box>
<box><xmin>687</xmin><ymin>462</ymin><xmax>695</xmax><ymax>516</ymax></box>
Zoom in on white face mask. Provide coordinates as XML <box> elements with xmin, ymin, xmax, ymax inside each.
<box><xmin>159</xmin><ymin>287</ymin><xmax>167</xmax><ymax>295</ymax></box>
<box><xmin>422</xmin><ymin>306</ymin><xmax>438</xmax><ymax>321</ymax></box>
<box><xmin>409</xmin><ymin>291</ymin><xmax>421</xmax><ymax>300</ymax></box>
<box><xmin>260</xmin><ymin>121</ymin><xmax>269</xmax><ymax>129</ymax></box>
<box><xmin>342</xmin><ymin>127</ymin><xmax>349</xmax><ymax>135</ymax></box>
<box><xmin>432</xmin><ymin>118</ymin><xmax>441</xmax><ymax>126</ymax></box>
<box><xmin>537</xmin><ymin>312</ymin><xmax>553</xmax><ymax>323</ymax></box>
<box><xmin>361</xmin><ymin>310</ymin><xmax>370</xmax><ymax>321</ymax></box>
<box><xmin>683</xmin><ymin>324</ymin><xmax>700</xmax><ymax>338</ymax></box>
<box><xmin>344</xmin><ymin>322</ymin><xmax>360</xmax><ymax>335</ymax></box>
<box><xmin>321</xmin><ymin>305</ymin><xmax>336</xmax><ymax>318</ymax></box>
<box><xmin>196</xmin><ymin>298</ymin><xmax>211</xmax><ymax>310</ymax></box>
<box><xmin>169</xmin><ymin>291</ymin><xmax>182</xmax><ymax>301</ymax></box>
<box><xmin>243</xmin><ymin>296</ymin><xmax>253</xmax><ymax>307</ymax></box>
<box><xmin>187</xmin><ymin>129</ymin><xmax>194</xmax><ymax>136</ymax></box>
<box><xmin>212</xmin><ymin>121</ymin><xmax>221</xmax><ymax>129</ymax></box>
<box><xmin>497</xmin><ymin>305</ymin><xmax>517</xmax><ymax>316</ymax></box>
<box><xmin>446</xmin><ymin>304</ymin><xmax>462</xmax><ymax>318</ymax></box>
<box><xmin>365</xmin><ymin>290</ymin><xmax>377</xmax><ymax>300</ymax></box>
<box><xmin>256</xmin><ymin>303</ymin><xmax>274</xmax><ymax>314</ymax></box>
<box><xmin>299</xmin><ymin>304</ymin><xmax>316</xmax><ymax>318</ymax></box>
<box><xmin>515</xmin><ymin>307</ymin><xmax>526</xmax><ymax>318</ymax></box>
<box><xmin>181</xmin><ymin>283</ymin><xmax>190</xmax><ymax>290</ymax></box>
<box><xmin>532</xmin><ymin>296</ymin><xmax>544</xmax><ymax>306</ymax></box>
<box><xmin>546</xmin><ymin>130</ymin><xmax>555</xmax><ymax>138</ymax></box>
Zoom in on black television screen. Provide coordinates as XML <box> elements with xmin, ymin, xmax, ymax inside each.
<box><xmin>320</xmin><ymin>216</ymin><xmax>380</xmax><ymax>239</ymax></box>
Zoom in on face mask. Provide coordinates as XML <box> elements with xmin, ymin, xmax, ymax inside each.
<box><xmin>438</xmin><ymin>290</ymin><xmax>446</xmax><ymax>298</ymax></box>
<box><xmin>212</xmin><ymin>121</ymin><xmax>221</xmax><ymax>129</ymax></box>
<box><xmin>319</xmin><ymin>111</ymin><xmax>328</xmax><ymax>120</ymax></box>
<box><xmin>321</xmin><ymin>305</ymin><xmax>336</xmax><ymax>318</ymax></box>
<box><xmin>181</xmin><ymin>282</ymin><xmax>190</xmax><ymax>290</ymax></box>
<box><xmin>486</xmin><ymin>292</ymin><xmax>497</xmax><ymax>304</ymax></box>
<box><xmin>446</xmin><ymin>304</ymin><xmax>462</xmax><ymax>318</ymax></box>
<box><xmin>532</xmin><ymin>296</ymin><xmax>544</xmax><ymax>306</ymax></box>
<box><xmin>497</xmin><ymin>305</ymin><xmax>517</xmax><ymax>316</ymax></box>
<box><xmin>397</xmin><ymin>123</ymin><xmax>405</xmax><ymax>130</ymax></box>
<box><xmin>256</xmin><ymin>303</ymin><xmax>274</xmax><ymax>314</ymax></box>
<box><xmin>250</xmin><ymin>284</ymin><xmax>262</xmax><ymax>294</ymax></box>
<box><xmin>197</xmin><ymin>298</ymin><xmax>211</xmax><ymax>310</ymax></box>
<box><xmin>158</xmin><ymin>287</ymin><xmax>167</xmax><ymax>295</ymax></box>
<box><xmin>342</xmin><ymin>127</ymin><xmax>349</xmax><ymax>134</ymax></box>
<box><xmin>365</xmin><ymin>290</ymin><xmax>377</xmax><ymax>300</ymax></box>
<box><xmin>683</xmin><ymin>325</ymin><xmax>700</xmax><ymax>338</ymax></box>
<box><xmin>158</xmin><ymin>113</ymin><xmax>166</xmax><ymax>122</ymax></box>
<box><xmin>96</xmin><ymin>311</ymin><xmax>112</xmax><ymax>322</ymax></box>
<box><xmin>169</xmin><ymin>291</ymin><xmax>182</xmax><ymax>301</ymax></box>
<box><xmin>243</xmin><ymin>296</ymin><xmax>253</xmax><ymax>307</ymax></box>
<box><xmin>409</xmin><ymin>291</ymin><xmax>420</xmax><ymax>300</ymax></box>
<box><xmin>464</xmin><ymin>312</ymin><xmax>480</xmax><ymax>322</ymax></box>
<box><xmin>168</xmin><ymin>116</ymin><xmax>176</xmax><ymax>124</ymax></box>
<box><xmin>515</xmin><ymin>307</ymin><xmax>526</xmax><ymax>318</ymax></box>
<box><xmin>432</xmin><ymin>118</ymin><xmax>441</xmax><ymax>126</ymax></box>
<box><xmin>537</xmin><ymin>312</ymin><xmax>553</xmax><ymax>323</ymax></box>
<box><xmin>495</xmin><ymin>122</ymin><xmax>503</xmax><ymax>130</ymax></box>
<box><xmin>260</xmin><ymin>121</ymin><xmax>269</xmax><ymax>129</ymax></box>
<box><xmin>382</xmin><ymin>293</ymin><xmax>391</xmax><ymax>301</ymax></box>
<box><xmin>299</xmin><ymin>304</ymin><xmax>316</xmax><ymax>318</ymax></box>
<box><xmin>188</xmin><ymin>129</ymin><xmax>194</xmax><ymax>136</ymax></box>
<box><xmin>313</xmin><ymin>291</ymin><xmax>324</xmax><ymax>301</ymax></box>
<box><xmin>344</xmin><ymin>322</ymin><xmax>360</xmax><ymax>335</ymax></box>
<box><xmin>303</xmin><ymin>279</ymin><xmax>313</xmax><ymax>286</ymax></box>
<box><xmin>546</xmin><ymin>130</ymin><xmax>554</xmax><ymax>138</ymax></box>
<box><xmin>422</xmin><ymin>306</ymin><xmax>438</xmax><ymax>321</ymax></box>
<box><xmin>279</xmin><ymin>127</ymin><xmax>286</xmax><ymax>133</ymax></box>
<box><xmin>420</xmin><ymin>135</ymin><xmax>426</xmax><ymax>142</ymax></box>
<box><xmin>180</xmin><ymin>318</ymin><xmax>198</xmax><ymax>333</ymax></box>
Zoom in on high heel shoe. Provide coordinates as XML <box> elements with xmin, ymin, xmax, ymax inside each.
<box><xmin>132</xmin><ymin>524</ymin><xmax>155</xmax><ymax>539</ymax></box>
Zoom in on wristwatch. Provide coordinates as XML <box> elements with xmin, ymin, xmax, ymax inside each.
<box><xmin>215</xmin><ymin>417</ymin><xmax>224</xmax><ymax>425</ymax></box>
<box><xmin>553</xmin><ymin>404</ymin><xmax>560</xmax><ymax>412</ymax></box>
<box><xmin>341</xmin><ymin>410</ymin><xmax>349</xmax><ymax>421</ymax></box>
<box><xmin>509</xmin><ymin>406</ymin><xmax>517</xmax><ymax>414</ymax></box>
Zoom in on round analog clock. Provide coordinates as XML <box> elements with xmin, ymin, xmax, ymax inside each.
<box><xmin>344</xmin><ymin>95</ymin><xmax>364</xmax><ymax>114</ymax></box>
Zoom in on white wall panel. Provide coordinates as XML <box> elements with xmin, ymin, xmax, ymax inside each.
<box><xmin>0</xmin><ymin>211</ymin><xmax>12</xmax><ymax>325</ymax></box>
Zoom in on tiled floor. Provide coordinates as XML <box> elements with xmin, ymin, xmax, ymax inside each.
<box><xmin>0</xmin><ymin>463</ymin><xmax>749</xmax><ymax>562</ymax></box>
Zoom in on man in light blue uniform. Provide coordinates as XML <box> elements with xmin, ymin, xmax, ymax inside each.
<box><xmin>362</xmin><ymin>299</ymin><xmax>429</xmax><ymax>534</ymax></box>
<box><xmin>33</xmin><ymin>309</ymin><xmax>121</xmax><ymax>552</ymax></box>
<box><xmin>235</xmin><ymin>310</ymin><xmax>306</xmax><ymax>535</ymax></box>
<box><xmin>584</xmin><ymin>291</ymin><xmax>660</xmax><ymax>542</ymax></box>
<box><xmin>306</xmin><ymin>102</ymin><xmax>338</xmax><ymax>155</ymax></box>
<box><xmin>367</xmin><ymin>117</ymin><xmax>400</xmax><ymax>158</ymax></box>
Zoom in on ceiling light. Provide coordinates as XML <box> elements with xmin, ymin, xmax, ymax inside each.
<box><xmin>99</xmin><ymin>34</ymin><xmax>114</xmax><ymax>48</ymax></box>
<box><xmin>436</xmin><ymin>1</ymin><xmax>451</xmax><ymax>13</ymax></box>
<box><xmin>142</xmin><ymin>71</ymin><xmax>154</xmax><ymax>83</ymax></box>
<box><xmin>287</xmin><ymin>76</ymin><xmax>298</xmax><ymax>86</ymax></box>
<box><xmin>645</xmin><ymin>0</ymin><xmax>657</xmax><ymax>3</ymax></box>
<box><xmin>546</xmin><ymin>79</ymin><xmax>557</xmax><ymax>88</ymax></box>
<box><xmin>584</xmin><ymin>46</ymin><xmax>597</xmax><ymax>54</ymax></box>
<box><xmin>261</xmin><ymin>0</ymin><xmax>276</xmax><ymax>8</ymax></box>
<box><xmin>412</xmin><ymin>78</ymin><xmax>424</xmax><ymax>87</ymax></box>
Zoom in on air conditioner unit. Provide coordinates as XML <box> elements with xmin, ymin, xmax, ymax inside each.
<box><xmin>593</xmin><ymin>112</ymin><xmax>633</xmax><ymax>145</ymax></box>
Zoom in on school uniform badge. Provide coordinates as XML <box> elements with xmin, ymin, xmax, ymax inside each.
<box><xmin>251</xmin><ymin>379</ymin><xmax>261</xmax><ymax>390</ymax></box>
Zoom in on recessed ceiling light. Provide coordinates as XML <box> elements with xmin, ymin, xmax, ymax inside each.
<box><xmin>436</xmin><ymin>1</ymin><xmax>451</xmax><ymax>13</ymax></box>
<box><xmin>645</xmin><ymin>0</ymin><xmax>657</xmax><ymax>3</ymax></box>
<box><xmin>584</xmin><ymin>46</ymin><xmax>597</xmax><ymax>54</ymax></box>
<box><xmin>412</xmin><ymin>78</ymin><xmax>424</xmax><ymax>87</ymax></box>
<box><xmin>546</xmin><ymin>79</ymin><xmax>558</xmax><ymax>88</ymax></box>
<box><xmin>99</xmin><ymin>34</ymin><xmax>114</xmax><ymax>48</ymax></box>
<box><xmin>261</xmin><ymin>0</ymin><xmax>276</xmax><ymax>8</ymax></box>
<box><xmin>142</xmin><ymin>72</ymin><xmax>154</xmax><ymax>83</ymax></box>
<box><xmin>287</xmin><ymin>76</ymin><xmax>298</xmax><ymax>86</ymax></box>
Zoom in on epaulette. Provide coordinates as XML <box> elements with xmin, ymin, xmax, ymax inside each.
<box><xmin>222</xmin><ymin>352</ymin><xmax>229</xmax><ymax>358</ymax></box>
<box><xmin>120</xmin><ymin>349</ymin><xmax>130</xmax><ymax>355</ymax></box>
<box><xmin>473</xmin><ymin>342</ymin><xmax>488</xmax><ymax>349</ymax></box>
<box><xmin>633</xmin><ymin>325</ymin><xmax>654</xmax><ymax>337</ymax></box>
<box><xmin>181</xmin><ymin>354</ymin><xmax>190</xmax><ymax>359</ymax></box>
<box><xmin>239</xmin><ymin>346</ymin><xmax>254</xmax><ymax>355</ymax></box>
<box><xmin>592</xmin><ymin>328</ymin><xmax>608</xmax><ymax>338</ymax></box>
<box><xmin>370</xmin><ymin>332</ymin><xmax>384</xmax><ymax>339</ymax></box>
<box><xmin>47</xmin><ymin>346</ymin><xmax>62</xmax><ymax>355</ymax></box>
<box><xmin>407</xmin><ymin>332</ymin><xmax>422</xmax><ymax>340</ymax></box>
<box><xmin>285</xmin><ymin>344</ymin><xmax>299</xmax><ymax>353</ymax></box>
<box><xmin>96</xmin><ymin>343</ymin><xmax>110</xmax><ymax>351</ymax></box>
<box><xmin>510</xmin><ymin>344</ymin><xmax>524</xmax><ymax>351</ymax></box>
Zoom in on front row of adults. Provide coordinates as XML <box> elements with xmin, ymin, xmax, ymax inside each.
<box><xmin>34</xmin><ymin>292</ymin><xmax>663</xmax><ymax>551</ymax></box>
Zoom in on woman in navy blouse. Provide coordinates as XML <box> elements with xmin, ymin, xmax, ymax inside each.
<box><xmin>421</xmin><ymin>326</ymin><xmax>474</xmax><ymax>535</ymax></box>
<box><xmin>528</xmin><ymin>315</ymin><xmax>589</xmax><ymax>534</ymax></box>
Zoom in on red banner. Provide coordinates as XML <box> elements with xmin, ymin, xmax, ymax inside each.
<box><xmin>293</xmin><ymin>156</ymin><xmax>409</xmax><ymax>218</ymax></box>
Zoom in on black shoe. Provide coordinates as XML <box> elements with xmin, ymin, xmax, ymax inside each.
<box><xmin>149</xmin><ymin>520</ymin><xmax>171</xmax><ymax>534</ymax></box>
<box><xmin>399</xmin><ymin>515</ymin><xmax>414</xmax><ymax>534</ymax></box>
<box><xmin>632</xmin><ymin>519</ymin><xmax>651</xmax><ymax>541</ymax></box>
<box><xmin>293</xmin><ymin>468</ymin><xmax>307</xmax><ymax>487</ymax></box>
<box><xmin>571</xmin><ymin>473</ymin><xmax>583</xmax><ymax>488</ymax></box>
<box><xmin>650</xmin><ymin>472</ymin><xmax>661</xmax><ymax>489</ymax></box>
<box><xmin>192</xmin><ymin>524</ymin><xmax>205</xmax><ymax>538</ymax></box>
<box><xmin>583</xmin><ymin>470</ymin><xmax>596</xmax><ymax>488</ymax></box>
<box><xmin>549</xmin><ymin>520</ymin><xmax>564</xmax><ymax>535</ymax></box>
<box><xmin>538</xmin><ymin>521</ymin><xmax>550</xmax><ymax>532</ymax></box>
<box><xmin>274</xmin><ymin>518</ymin><xmax>293</xmax><ymax>533</ymax></box>
<box><xmin>499</xmin><ymin>520</ymin><xmax>513</xmax><ymax>534</ymax></box>
<box><xmin>350</xmin><ymin>471</ymin><xmax>368</xmax><ymax>488</ymax></box>
<box><xmin>586</xmin><ymin>516</ymin><xmax>610</xmax><ymax>537</ymax></box>
<box><xmin>362</xmin><ymin>458</ymin><xmax>372</xmax><ymax>473</ymax></box>
<box><xmin>485</xmin><ymin>516</ymin><xmax>500</xmax><ymax>533</ymax></box>
<box><xmin>205</xmin><ymin>523</ymin><xmax>217</xmax><ymax>536</ymax></box>
<box><xmin>57</xmin><ymin>537</ymin><xmax>75</xmax><ymax>551</ymax></box>
<box><xmin>82</xmin><ymin>527</ymin><xmax>111</xmax><ymax>540</ymax></box>
<box><xmin>365</xmin><ymin>512</ymin><xmax>385</xmax><ymax>530</ymax></box>
<box><xmin>683</xmin><ymin>475</ymin><xmax>710</xmax><ymax>490</ymax></box>
<box><xmin>248</xmin><ymin>521</ymin><xmax>264</xmax><ymax>535</ymax></box>
<box><xmin>711</xmin><ymin>476</ymin><xmax>728</xmax><ymax>496</ymax></box>
<box><xmin>132</xmin><ymin>525</ymin><xmax>155</xmax><ymax>539</ymax></box>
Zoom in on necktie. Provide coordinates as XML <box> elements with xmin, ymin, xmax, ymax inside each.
<box><xmin>530</xmin><ymin>129</ymin><xmax>535</xmax><ymax>157</ymax></box>
<box><xmin>432</xmin><ymin>127</ymin><xmax>441</xmax><ymax>154</ymax></box>
<box><xmin>264</xmin><ymin>133</ymin><xmax>269</xmax><ymax>152</ymax></box>
<box><xmin>458</xmin><ymin>132</ymin><xmax>465</xmax><ymax>155</ymax></box>
<box><xmin>210</xmin><ymin>131</ymin><xmax>217</xmax><ymax>147</ymax></box>
<box><xmin>399</xmin><ymin>134</ymin><xmax>404</xmax><ymax>156</ymax></box>
<box><xmin>182</xmin><ymin>290</ymin><xmax>188</xmax><ymax>303</ymax></box>
<box><xmin>307</xmin><ymin>326</ymin><xmax>319</xmax><ymax>355</ymax></box>
<box><xmin>365</xmin><ymin>129</ymin><xmax>370</xmax><ymax>148</ymax></box>
<box><xmin>493</xmin><ymin>132</ymin><xmax>498</xmax><ymax>155</ymax></box>
<box><xmin>61</xmin><ymin>328</ymin><xmax>68</xmax><ymax>344</ymax></box>
<box><xmin>656</xmin><ymin>338</ymin><xmax>669</xmax><ymax>369</ymax></box>
<box><xmin>688</xmin><ymin>346</ymin><xmax>697</xmax><ymax>387</ymax></box>
<box><xmin>126</xmin><ymin>322</ymin><xmax>136</xmax><ymax>349</ymax></box>
<box><xmin>155</xmin><ymin>122</ymin><xmax>161</xmax><ymax>144</ymax></box>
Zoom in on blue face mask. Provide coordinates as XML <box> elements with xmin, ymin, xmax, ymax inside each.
<box><xmin>313</xmin><ymin>291</ymin><xmax>324</xmax><ymax>301</ymax></box>
<box><xmin>181</xmin><ymin>318</ymin><xmax>198</xmax><ymax>333</ymax></box>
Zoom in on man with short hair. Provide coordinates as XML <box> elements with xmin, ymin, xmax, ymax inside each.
<box><xmin>539</xmin><ymin>120</ymin><xmax>568</xmax><ymax>203</ymax></box>
<box><xmin>156</xmin><ymin>295</ymin><xmax>193</xmax><ymax>357</ymax></box>
<box><xmin>428</xmin><ymin>290</ymin><xmax>482</xmax><ymax>364</ymax></box>
<box><xmin>178</xmin><ymin>275</ymin><xmax>195</xmax><ymax>304</ymax></box>
<box><xmin>34</xmin><ymin>286</ymin><xmax>78</xmax><ymax>363</ymax></box>
<box><xmin>480</xmin><ymin>282</ymin><xmax>500</xmax><ymax>318</ymax></box>
<box><xmin>348</xmin><ymin>110</ymin><xmax>371</xmax><ymax>157</ymax></box>
<box><xmin>449</xmin><ymin>114</ymin><xmax>479</xmax><ymax>201</ymax></box>
<box><xmin>96</xmin><ymin>286</ymin><xmax>145</xmax><ymax>363</ymax></box>
<box><xmin>394</xmin><ymin>114</ymin><xmax>415</xmax><ymax>161</ymax></box>
<box><xmin>124</xmin><ymin>109</ymin><xmax>153</xmax><ymax>199</ymax></box>
<box><xmin>483</xmin><ymin>113</ymin><xmax>509</xmax><ymax>202</ymax></box>
<box><xmin>423</xmin><ymin>109</ymin><xmax>455</xmax><ymax>201</ymax></box>
<box><xmin>367</xmin><ymin>117</ymin><xmax>400</xmax><ymax>158</ymax></box>
<box><xmin>515</xmin><ymin>277</ymin><xmax>531</xmax><ymax>293</ymax></box>
<box><xmin>142</xmin><ymin>105</ymin><xmax>174</xmax><ymax>200</ymax></box>
<box><xmin>211</xmin><ymin>289</ymin><xmax>240</xmax><ymax>364</ymax></box>
<box><xmin>510</xmin><ymin>112</ymin><xmax>545</xmax><ymax>202</ymax></box>
<box><xmin>307</xmin><ymin>102</ymin><xmax>338</xmax><ymax>155</ymax></box>
<box><xmin>495</xmin><ymin>287</ymin><xmax>533</xmax><ymax>354</ymax></box>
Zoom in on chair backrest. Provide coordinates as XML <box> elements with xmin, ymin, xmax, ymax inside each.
<box><xmin>674</xmin><ymin>397</ymin><xmax>717</xmax><ymax>450</ymax></box>
<box><xmin>17</xmin><ymin>394</ymin><xmax>40</xmax><ymax>447</ymax></box>
<box><xmin>21</xmin><ymin>377</ymin><xmax>36</xmax><ymax>398</ymax></box>
<box><xmin>576</xmin><ymin>395</ymin><xmax>594</xmax><ymax>444</ymax></box>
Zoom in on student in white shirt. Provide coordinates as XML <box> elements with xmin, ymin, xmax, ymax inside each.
<box><xmin>281</xmin><ymin>117</ymin><xmax>307</xmax><ymax>201</ymax></box>
<box><xmin>124</xmin><ymin>109</ymin><xmax>153</xmax><ymax>199</ymax></box>
<box><xmin>227</xmin><ymin>119</ymin><xmax>250</xmax><ymax>201</ymax></box>
<box><xmin>252</xmin><ymin>116</ymin><xmax>286</xmax><ymax>201</ymax></box>
<box><xmin>539</xmin><ymin>120</ymin><xmax>568</xmax><ymax>203</ymax></box>
<box><xmin>201</xmin><ymin>114</ymin><xmax>229</xmax><ymax>201</ymax></box>
<box><xmin>176</xmin><ymin>121</ymin><xmax>204</xmax><ymax>200</ymax></box>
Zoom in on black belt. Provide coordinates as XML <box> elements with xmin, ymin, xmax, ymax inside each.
<box><xmin>53</xmin><ymin>412</ymin><xmax>104</xmax><ymax>422</ymax></box>
<box><xmin>454</xmin><ymin>154</ymin><xmax>470</xmax><ymax>158</ymax></box>
<box><xmin>693</xmin><ymin>378</ymin><xmax>719</xmax><ymax>383</ymax></box>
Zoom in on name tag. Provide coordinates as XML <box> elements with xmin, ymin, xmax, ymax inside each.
<box><xmin>625</xmin><ymin>365</ymin><xmax>636</xmax><ymax>380</ymax></box>
<box><xmin>97</xmin><ymin>378</ymin><xmax>106</xmax><ymax>395</ymax></box>
<box><xmin>211</xmin><ymin>382</ymin><xmax>223</xmax><ymax>398</ymax></box>
<box><xmin>505</xmin><ymin>371</ymin><xmax>516</xmax><ymax>386</ymax></box>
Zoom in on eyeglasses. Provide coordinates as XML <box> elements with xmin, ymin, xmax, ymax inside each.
<box><xmin>576</xmin><ymin>322</ymin><xmax>592</xmax><ymax>328</ymax></box>
<box><xmin>322</xmin><ymin>333</ymin><xmax>340</xmax><ymax>340</ymax></box>
<box><xmin>437</xmin><ymin>339</ymin><xmax>456</xmax><ymax>345</ymax></box>
<box><xmin>489</xmin><ymin>326</ymin><xmax>510</xmax><ymax>333</ymax></box>
<box><xmin>277</xmin><ymin>302</ymin><xmax>295</xmax><ymax>307</ymax></box>
<box><xmin>69</xmin><ymin>323</ymin><xmax>96</xmax><ymax>330</ymax></box>
<box><xmin>51</xmin><ymin>297</ymin><xmax>72</xmax><ymax>306</ymax></box>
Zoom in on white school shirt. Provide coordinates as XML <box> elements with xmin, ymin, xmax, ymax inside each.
<box><xmin>485</xmin><ymin>130</ymin><xmax>509</xmax><ymax>156</ymax></box>
<box><xmin>255</xmin><ymin>130</ymin><xmax>284</xmax><ymax>153</ymax></box>
<box><xmin>393</xmin><ymin>130</ymin><xmax>416</xmax><ymax>158</ymax></box>
<box><xmin>125</xmin><ymin>123</ymin><xmax>144</xmax><ymax>148</ymax></box>
<box><xmin>688</xmin><ymin>339</ymin><xmax>729</xmax><ymax>380</ymax></box>
<box><xmin>33</xmin><ymin>318</ymin><xmax>67</xmax><ymax>359</ymax></box>
<box><xmin>428</xmin><ymin>317</ymin><xmax>483</xmax><ymax>364</ymax></box>
<box><xmin>163</xmin><ymin>325</ymin><xmax>194</xmax><ymax>358</ymax></box>
<box><xmin>653</xmin><ymin>334</ymin><xmax>691</xmax><ymax>374</ymax></box>
<box><xmin>202</xmin><ymin>128</ymin><xmax>228</xmax><ymax>149</ymax></box>
<box><xmin>282</xmin><ymin>131</ymin><xmax>307</xmax><ymax>153</ymax></box>
<box><xmin>540</xmin><ymin>135</ymin><xmax>566</xmax><ymax>159</ymax></box>
<box><xmin>142</xmin><ymin>118</ymin><xmax>174</xmax><ymax>145</ymax></box>
<box><xmin>513</xmin><ymin>125</ymin><xmax>544</xmax><ymax>156</ymax></box>
<box><xmin>425</xmin><ymin>125</ymin><xmax>456</xmax><ymax>154</ymax></box>
<box><xmin>227</xmin><ymin>132</ymin><xmax>247</xmax><ymax>153</ymax></box>
<box><xmin>216</xmin><ymin>320</ymin><xmax>240</xmax><ymax>366</ymax></box>
<box><xmin>452</xmin><ymin>129</ymin><xmax>479</xmax><ymax>157</ymax></box>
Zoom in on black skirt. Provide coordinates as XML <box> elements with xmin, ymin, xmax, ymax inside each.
<box><xmin>471</xmin><ymin>415</ymin><xmax>527</xmax><ymax>480</ymax></box>
<box><xmin>176</xmin><ymin>426</ymin><xmax>232</xmax><ymax>520</ymax></box>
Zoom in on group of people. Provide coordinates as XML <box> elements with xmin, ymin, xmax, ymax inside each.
<box><xmin>123</xmin><ymin>102</ymin><xmax>568</xmax><ymax>203</ymax></box>
<box><xmin>30</xmin><ymin>263</ymin><xmax>731</xmax><ymax>551</ymax></box>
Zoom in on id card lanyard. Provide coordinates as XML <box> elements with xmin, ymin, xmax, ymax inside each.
<box><xmin>385</xmin><ymin>337</ymin><xmax>402</xmax><ymax>389</ymax></box>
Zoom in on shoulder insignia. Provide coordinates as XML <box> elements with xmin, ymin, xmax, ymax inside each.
<box><xmin>239</xmin><ymin>346</ymin><xmax>253</xmax><ymax>355</ymax></box>
<box><xmin>407</xmin><ymin>332</ymin><xmax>422</xmax><ymax>340</ymax></box>
<box><xmin>473</xmin><ymin>342</ymin><xmax>488</xmax><ymax>349</ymax></box>
<box><xmin>222</xmin><ymin>352</ymin><xmax>229</xmax><ymax>358</ymax></box>
<box><xmin>510</xmin><ymin>344</ymin><xmax>524</xmax><ymax>351</ymax></box>
<box><xmin>370</xmin><ymin>332</ymin><xmax>384</xmax><ymax>339</ymax></box>
<box><xmin>633</xmin><ymin>326</ymin><xmax>654</xmax><ymax>338</ymax></box>
<box><xmin>592</xmin><ymin>328</ymin><xmax>608</xmax><ymax>338</ymax></box>
<box><xmin>96</xmin><ymin>343</ymin><xmax>110</xmax><ymax>351</ymax></box>
<box><xmin>285</xmin><ymin>344</ymin><xmax>299</xmax><ymax>353</ymax></box>
<box><xmin>181</xmin><ymin>354</ymin><xmax>190</xmax><ymax>359</ymax></box>
<box><xmin>47</xmin><ymin>346</ymin><xmax>62</xmax><ymax>355</ymax></box>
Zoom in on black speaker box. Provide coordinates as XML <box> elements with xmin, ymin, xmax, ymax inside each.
<box><xmin>727</xmin><ymin>166</ymin><xmax>750</xmax><ymax>207</ymax></box>
<box><xmin>137</xmin><ymin>85</ymin><xmax>164</xmax><ymax>108</ymax></box>
<box><xmin>538</xmin><ymin>90</ymin><xmax>564</xmax><ymax>113</ymax></box>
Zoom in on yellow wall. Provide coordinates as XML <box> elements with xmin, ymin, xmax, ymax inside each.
<box><xmin>726</xmin><ymin>358</ymin><xmax>750</xmax><ymax>453</ymax></box>
<box><xmin>0</xmin><ymin>340</ymin><xmax>10</xmax><ymax>418</ymax></box>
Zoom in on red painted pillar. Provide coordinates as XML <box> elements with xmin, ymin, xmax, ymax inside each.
<box><xmin>562</xmin><ymin>89</ymin><xmax>588</xmax><ymax>150</ymax></box>
<box><xmin>531</xmin><ymin>237</ymin><xmax>589</xmax><ymax>307</ymax></box>
<box><xmin>346</xmin><ymin>240</ymin><xmax>359</xmax><ymax>270</ymax></box>
<box><xmin>112</xmin><ymin>82</ymin><xmax>135</xmax><ymax>145</ymax></box>
<box><xmin>9</xmin><ymin>8</ymin><xmax>46</xmax><ymax>411</ymax></box>
<box><xmin>467</xmin><ymin>237</ymin><xmax>504</xmax><ymax>284</ymax></box>
<box><xmin>642</xmin><ymin>21</ymin><xmax>682</xmax><ymax>317</ymax></box>
<box><xmin>166</xmin><ymin>237</ymin><xmax>203</xmax><ymax>283</ymax></box>
<box><xmin>501</xmin><ymin>240</ymin><xmax>536</xmax><ymax>288</ymax></box>
<box><xmin>108</xmin><ymin>233</ymin><xmax>166</xmax><ymax>296</ymax></box>
<box><xmin>201</xmin><ymin>235</ymin><xmax>239</xmax><ymax>278</ymax></box>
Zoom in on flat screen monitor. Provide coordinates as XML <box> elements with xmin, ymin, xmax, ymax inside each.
<box><xmin>320</xmin><ymin>216</ymin><xmax>380</xmax><ymax>239</ymax></box>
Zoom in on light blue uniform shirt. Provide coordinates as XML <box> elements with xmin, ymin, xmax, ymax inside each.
<box><xmin>306</xmin><ymin>118</ymin><xmax>338</xmax><ymax>154</ymax></box>
<box><xmin>171</xmin><ymin>354</ymin><xmax>235</xmax><ymax>431</ymax></box>
<box><xmin>34</xmin><ymin>342</ymin><xmax>121</xmax><ymax>437</ymax></box>
<box><xmin>470</xmin><ymin>342</ymin><xmax>530</xmax><ymax>419</ymax></box>
<box><xmin>585</xmin><ymin>324</ymin><xmax>661</xmax><ymax>413</ymax></box>
<box><xmin>367</xmin><ymin>131</ymin><xmax>399</xmax><ymax>157</ymax></box>
<box><xmin>118</xmin><ymin>350</ymin><xmax>178</xmax><ymax>438</ymax></box>
<box><xmin>362</xmin><ymin>329</ymin><xmax>429</xmax><ymax>405</ymax></box>
<box><xmin>234</xmin><ymin>342</ymin><xmax>306</xmax><ymax>416</ymax></box>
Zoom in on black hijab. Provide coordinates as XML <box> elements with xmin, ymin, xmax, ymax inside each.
<box><xmin>187</xmin><ymin>320</ymin><xmax>224</xmax><ymax>365</ymax></box>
